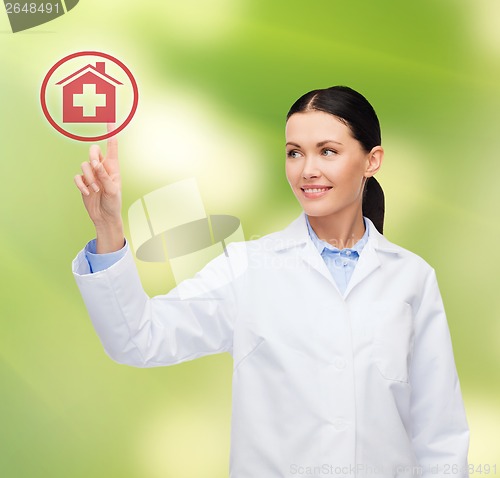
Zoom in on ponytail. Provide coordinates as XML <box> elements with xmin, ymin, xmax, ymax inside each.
<box><xmin>362</xmin><ymin>176</ymin><xmax>384</xmax><ymax>234</ymax></box>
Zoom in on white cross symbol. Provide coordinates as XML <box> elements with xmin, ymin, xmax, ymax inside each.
<box><xmin>73</xmin><ymin>84</ymin><xmax>107</xmax><ymax>117</ymax></box>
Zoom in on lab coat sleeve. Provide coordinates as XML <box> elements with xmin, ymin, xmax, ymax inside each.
<box><xmin>409</xmin><ymin>268</ymin><xmax>470</xmax><ymax>477</ymax></box>
<box><xmin>72</xmin><ymin>240</ymin><xmax>242</xmax><ymax>368</ymax></box>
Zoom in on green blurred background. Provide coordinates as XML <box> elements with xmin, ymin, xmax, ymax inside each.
<box><xmin>1</xmin><ymin>0</ymin><xmax>499</xmax><ymax>476</ymax></box>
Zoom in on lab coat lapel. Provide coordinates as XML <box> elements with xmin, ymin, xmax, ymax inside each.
<box><xmin>343</xmin><ymin>217</ymin><xmax>400</xmax><ymax>299</ymax></box>
<box><xmin>342</xmin><ymin>239</ymin><xmax>380</xmax><ymax>299</ymax></box>
<box><xmin>273</xmin><ymin>212</ymin><xmax>341</xmax><ymax>292</ymax></box>
<box><xmin>299</xmin><ymin>239</ymin><xmax>340</xmax><ymax>289</ymax></box>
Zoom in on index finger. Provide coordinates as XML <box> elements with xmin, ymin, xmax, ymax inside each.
<box><xmin>106</xmin><ymin>123</ymin><xmax>118</xmax><ymax>161</ymax></box>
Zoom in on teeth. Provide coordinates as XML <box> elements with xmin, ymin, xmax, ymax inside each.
<box><xmin>303</xmin><ymin>188</ymin><xmax>330</xmax><ymax>193</ymax></box>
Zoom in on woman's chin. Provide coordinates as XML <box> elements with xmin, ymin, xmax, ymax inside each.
<box><xmin>302</xmin><ymin>207</ymin><xmax>335</xmax><ymax>218</ymax></box>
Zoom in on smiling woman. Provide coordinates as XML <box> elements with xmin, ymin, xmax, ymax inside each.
<box><xmin>72</xmin><ymin>85</ymin><xmax>470</xmax><ymax>477</ymax></box>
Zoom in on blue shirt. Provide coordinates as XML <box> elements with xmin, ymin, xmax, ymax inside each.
<box><xmin>305</xmin><ymin>215</ymin><xmax>369</xmax><ymax>294</ymax></box>
<box><xmin>85</xmin><ymin>238</ymin><xmax>128</xmax><ymax>273</ymax></box>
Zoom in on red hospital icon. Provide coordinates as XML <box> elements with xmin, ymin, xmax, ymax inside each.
<box><xmin>41</xmin><ymin>51</ymin><xmax>138</xmax><ymax>141</ymax></box>
<box><xmin>56</xmin><ymin>62</ymin><xmax>122</xmax><ymax>123</ymax></box>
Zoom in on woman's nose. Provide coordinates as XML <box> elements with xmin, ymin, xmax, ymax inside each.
<box><xmin>301</xmin><ymin>157</ymin><xmax>321</xmax><ymax>179</ymax></box>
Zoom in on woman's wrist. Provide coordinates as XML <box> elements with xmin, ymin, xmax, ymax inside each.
<box><xmin>95</xmin><ymin>220</ymin><xmax>125</xmax><ymax>254</ymax></box>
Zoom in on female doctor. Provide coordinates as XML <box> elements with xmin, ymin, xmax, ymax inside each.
<box><xmin>73</xmin><ymin>86</ymin><xmax>470</xmax><ymax>477</ymax></box>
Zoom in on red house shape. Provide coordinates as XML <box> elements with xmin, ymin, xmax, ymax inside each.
<box><xmin>56</xmin><ymin>62</ymin><xmax>122</xmax><ymax>123</ymax></box>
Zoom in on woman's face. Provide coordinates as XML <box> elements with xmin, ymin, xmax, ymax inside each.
<box><xmin>285</xmin><ymin>110</ymin><xmax>381</xmax><ymax>220</ymax></box>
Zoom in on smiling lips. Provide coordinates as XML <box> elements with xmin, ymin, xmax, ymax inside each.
<box><xmin>300</xmin><ymin>185</ymin><xmax>332</xmax><ymax>199</ymax></box>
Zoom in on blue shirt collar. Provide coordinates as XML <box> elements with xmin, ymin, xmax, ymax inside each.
<box><xmin>305</xmin><ymin>215</ymin><xmax>370</xmax><ymax>256</ymax></box>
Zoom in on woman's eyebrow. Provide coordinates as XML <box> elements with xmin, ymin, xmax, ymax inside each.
<box><xmin>285</xmin><ymin>140</ymin><xmax>343</xmax><ymax>147</ymax></box>
<box><xmin>317</xmin><ymin>140</ymin><xmax>343</xmax><ymax>146</ymax></box>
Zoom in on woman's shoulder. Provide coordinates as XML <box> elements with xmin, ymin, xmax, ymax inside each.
<box><xmin>373</xmin><ymin>229</ymin><xmax>435</xmax><ymax>274</ymax></box>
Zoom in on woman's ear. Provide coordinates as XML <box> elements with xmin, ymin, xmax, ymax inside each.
<box><xmin>364</xmin><ymin>146</ymin><xmax>384</xmax><ymax>178</ymax></box>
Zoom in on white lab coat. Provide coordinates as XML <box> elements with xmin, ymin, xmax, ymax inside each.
<box><xmin>72</xmin><ymin>212</ymin><xmax>469</xmax><ymax>478</ymax></box>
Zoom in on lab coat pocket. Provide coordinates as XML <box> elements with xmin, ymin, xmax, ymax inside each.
<box><xmin>371</xmin><ymin>300</ymin><xmax>414</xmax><ymax>383</ymax></box>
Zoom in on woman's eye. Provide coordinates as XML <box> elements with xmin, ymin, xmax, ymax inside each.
<box><xmin>287</xmin><ymin>150</ymin><xmax>301</xmax><ymax>158</ymax></box>
<box><xmin>322</xmin><ymin>148</ymin><xmax>337</xmax><ymax>156</ymax></box>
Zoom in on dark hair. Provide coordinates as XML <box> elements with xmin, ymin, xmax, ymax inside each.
<box><xmin>286</xmin><ymin>86</ymin><xmax>385</xmax><ymax>234</ymax></box>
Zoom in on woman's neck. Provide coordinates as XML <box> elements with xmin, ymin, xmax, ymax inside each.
<box><xmin>307</xmin><ymin>209</ymin><xmax>366</xmax><ymax>250</ymax></box>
